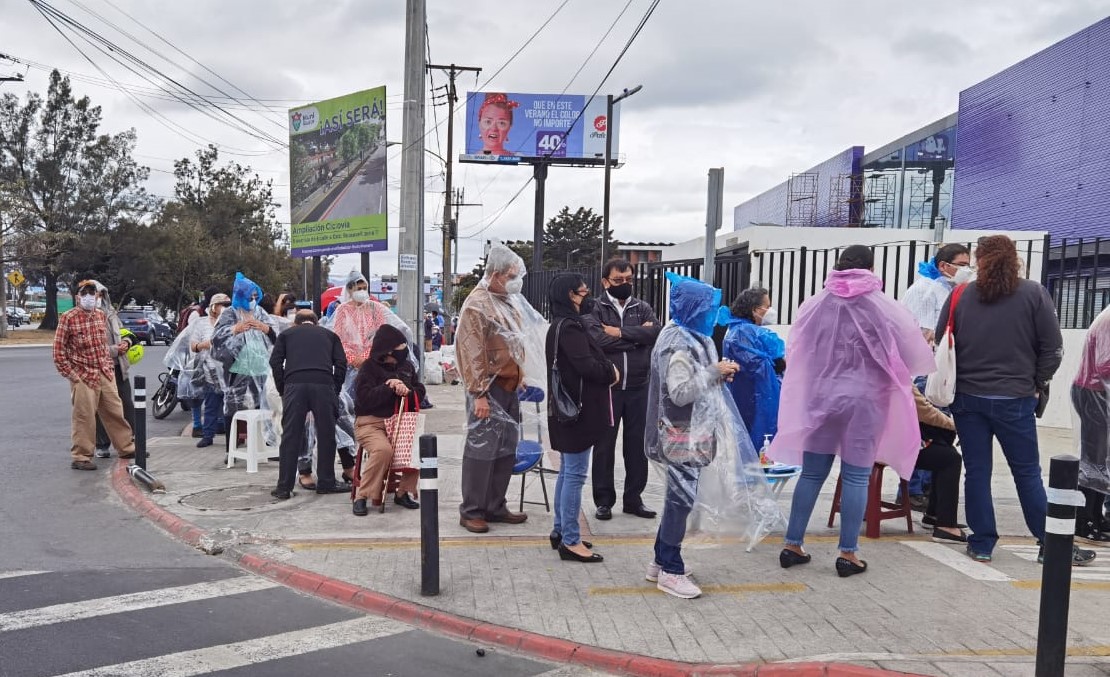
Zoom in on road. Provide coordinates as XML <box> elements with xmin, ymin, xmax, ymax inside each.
<box><xmin>315</xmin><ymin>145</ymin><xmax>387</xmax><ymax>222</ymax></box>
<box><xmin>0</xmin><ymin>346</ymin><xmax>558</xmax><ymax>676</ymax></box>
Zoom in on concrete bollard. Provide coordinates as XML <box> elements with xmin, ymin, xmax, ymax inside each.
<box><xmin>419</xmin><ymin>434</ymin><xmax>439</xmax><ymax>596</ymax></box>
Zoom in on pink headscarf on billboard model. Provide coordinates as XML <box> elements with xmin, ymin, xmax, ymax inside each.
<box><xmin>768</xmin><ymin>267</ymin><xmax>935</xmax><ymax>478</ymax></box>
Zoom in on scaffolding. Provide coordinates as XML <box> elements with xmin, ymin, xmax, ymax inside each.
<box><xmin>862</xmin><ymin>173</ymin><xmax>896</xmax><ymax>228</ymax></box>
<box><xmin>826</xmin><ymin>173</ymin><xmax>863</xmax><ymax>227</ymax></box>
<box><xmin>786</xmin><ymin>172</ymin><xmax>818</xmax><ymax>228</ymax></box>
<box><xmin>906</xmin><ymin>168</ymin><xmax>953</xmax><ymax>230</ymax></box>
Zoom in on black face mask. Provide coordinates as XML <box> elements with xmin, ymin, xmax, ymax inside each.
<box><xmin>607</xmin><ymin>283</ymin><xmax>633</xmax><ymax>300</ymax></box>
<box><xmin>389</xmin><ymin>347</ymin><xmax>409</xmax><ymax>363</ymax></box>
<box><xmin>578</xmin><ymin>297</ymin><xmax>596</xmax><ymax>315</ymax></box>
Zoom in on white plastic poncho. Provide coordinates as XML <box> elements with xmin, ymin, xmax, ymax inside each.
<box><xmin>210</xmin><ymin>273</ymin><xmax>274</xmax><ymax>417</ymax></box>
<box><xmin>645</xmin><ymin>273</ymin><xmax>785</xmax><ymax>551</ymax></box>
<box><xmin>1072</xmin><ymin>305</ymin><xmax>1110</xmax><ymax>495</ymax></box>
<box><xmin>455</xmin><ymin>244</ymin><xmax>548</xmax><ymax>459</ymax></box>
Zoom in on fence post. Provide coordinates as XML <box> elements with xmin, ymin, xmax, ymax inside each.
<box><xmin>797</xmin><ymin>246</ymin><xmax>807</xmax><ymax>308</ymax></box>
<box><xmin>1040</xmin><ymin>233</ymin><xmax>1052</xmax><ymax>288</ymax></box>
<box><xmin>1036</xmin><ymin>454</ymin><xmax>1082</xmax><ymax>676</ymax></box>
<box><xmin>419</xmin><ymin>434</ymin><xmax>440</xmax><ymax>596</ymax></box>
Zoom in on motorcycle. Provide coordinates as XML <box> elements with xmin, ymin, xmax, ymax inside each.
<box><xmin>151</xmin><ymin>369</ymin><xmax>191</xmax><ymax>419</ymax></box>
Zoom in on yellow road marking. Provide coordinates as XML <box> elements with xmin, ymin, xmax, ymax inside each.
<box><xmin>1011</xmin><ymin>580</ymin><xmax>1110</xmax><ymax>591</ymax></box>
<box><xmin>932</xmin><ymin>645</ymin><xmax>1110</xmax><ymax>657</ymax></box>
<box><xmin>588</xmin><ymin>582</ymin><xmax>806</xmax><ymax>597</ymax></box>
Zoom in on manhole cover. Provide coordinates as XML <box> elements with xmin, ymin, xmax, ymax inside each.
<box><xmin>181</xmin><ymin>485</ymin><xmax>282</xmax><ymax>511</ymax></box>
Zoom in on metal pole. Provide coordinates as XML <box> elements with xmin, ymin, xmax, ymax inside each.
<box><xmin>602</xmin><ymin>93</ymin><xmax>613</xmax><ymax>266</ymax></box>
<box><xmin>1036</xmin><ymin>454</ymin><xmax>1082</xmax><ymax>677</ymax></box>
<box><xmin>312</xmin><ymin>256</ymin><xmax>322</xmax><ymax>314</ymax></box>
<box><xmin>398</xmin><ymin>0</ymin><xmax>427</xmax><ymax>351</ymax></box>
<box><xmin>360</xmin><ymin>252</ymin><xmax>370</xmax><ymax>280</ymax></box>
<box><xmin>133</xmin><ymin>375</ymin><xmax>147</xmax><ymax>470</ymax></box>
<box><xmin>701</xmin><ymin>168</ymin><xmax>724</xmax><ymax>284</ymax></box>
<box><xmin>532</xmin><ymin>161</ymin><xmax>548</xmax><ymax>273</ymax></box>
<box><xmin>419</xmin><ymin>434</ymin><xmax>440</xmax><ymax>596</ymax></box>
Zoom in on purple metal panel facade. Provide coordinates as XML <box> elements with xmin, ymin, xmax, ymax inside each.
<box><xmin>732</xmin><ymin>147</ymin><xmax>863</xmax><ymax>229</ymax></box>
<box><xmin>952</xmin><ymin>17</ymin><xmax>1110</xmax><ymax>238</ymax></box>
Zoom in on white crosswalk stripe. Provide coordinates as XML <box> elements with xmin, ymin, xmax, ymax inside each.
<box><xmin>0</xmin><ymin>576</ymin><xmax>279</xmax><ymax>632</ymax></box>
<box><xmin>0</xmin><ymin>570</ymin><xmax>48</xmax><ymax>580</ymax></box>
<box><xmin>900</xmin><ymin>541</ymin><xmax>1014</xmax><ymax>581</ymax></box>
<box><xmin>53</xmin><ymin>616</ymin><xmax>407</xmax><ymax>677</ymax></box>
<box><xmin>1002</xmin><ymin>544</ymin><xmax>1110</xmax><ymax>580</ymax></box>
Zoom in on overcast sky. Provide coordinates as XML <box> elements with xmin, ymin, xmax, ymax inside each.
<box><xmin>3</xmin><ymin>0</ymin><xmax>1109</xmax><ymax>280</ymax></box>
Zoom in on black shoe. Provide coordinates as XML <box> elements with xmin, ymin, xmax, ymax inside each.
<box><xmin>191</xmin><ymin>427</ymin><xmax>203</xmax><ymax>438</ymax></box>
<box><xmin>922</xmin><ymin>515</ymin><xmax>967</xmax><ymax>529</ymax></box>
<box><xmin>271</xmin><ymin>489</ymin><xmax>294</xmax><ymax>500</ymax></box>
<box><xmin>548</xmin><ymin>532</ymin><xmax>591</xmax><ymax>550</ymax></box>
<box><xmin>558</xmin><ymin>543</ymin><xmax>603</xmax><ymax>563</ymax></box>
<box><xmin>352</xmin><ymin>498</ymin><xmax>369</xmax><ymax>516</ymax></box>
<box><xmin>835</xmin><ymin>557</ymin><xmax>868</xmax><ymax>578</ymax></box>
<box><xmin>316</xmin><ymin>480</ymin><xmax>352</xmax><ymax>494</ymax></box>
<box><xmin>931</xmin><ymin>528</ymin><xmax>968</xmax><ymax>544</ymax></box>
<box><xmin>420</xmin><ymin>398</ymin><xmax>434</xmax><ymax>409</ymax></box>
<box><xmin>394</xmin><ymin>493</ymin><xmax>420</xmax><ymax>510</ymax></box>
<box><xmin>779</xmin><ymin>548</ymin><xmax>812</xmax><ymax>569</ymax></box>
<box><xmin>595</xmin><ymin>506</ymin><xmax>612</xmax><ymax>520</ymax></box>
<box><xmin>1076</xmin><ymin>527</ymin><xmax>1110</xmax><ymax>543</ymax></box>
<box><xmin>623</xmin><ymin>504</ymin><xmax>657</xmax><ymax>519</ymax></box>
<box><xmin>70</xmin><ymin>460</ymin><xmax>97</xmax><ymax>471</ymax></box>
<box><xmin>196</xmin><ymin>438</ymin><xmax>213</xmax><ymax>448</ymax></box>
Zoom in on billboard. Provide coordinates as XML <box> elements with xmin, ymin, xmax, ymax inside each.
<box><xmin>460</xmin><ymin>91</ymin><xmax>619</xmax><ymax>163</ymax></box>
<box><xmin>288</xmin><ymin>86</ymin><xmax>387</xmax><ymax>257</ymax></box>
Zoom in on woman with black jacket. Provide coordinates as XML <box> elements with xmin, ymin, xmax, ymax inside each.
<box><xmin>352</xmin><ymin>324</ymin><xmax>426</xmax><ymax>516</ymax></box>
<box><xmin>546</xmin><ymin>273</ymin><xmax>619</xmax><ymax>563</ymax></box>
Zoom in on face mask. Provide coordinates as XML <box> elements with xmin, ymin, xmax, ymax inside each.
<box><xmin>951</xmin><ymin>266</ymin><xmax>976</xmax><ymax>285</ymax></box>
<box><xmin>248</xmin><ymin>300</ymin><xmax>257</xmax><ymax>311</ymax></box>
<box><xmin>504</xmin><ymin>277</ymin><xmax>523</xmax><ymax>294</ymax></box>
<box><xmin>761</xmin><ymin>308</ymin><xmax>778</xmax><ymax>325</ymax></box>
<box><xmin>79</xmin><ymin>295</ymin><xmax>98</xmax><ymax>311</ymax></box>
<box><xmin>579</xmin><ymin>297</ymin><xmax>596</xmax><ymax>315</ymax></box>
<box><xmin>390</xmin><ymin>347</ymin><xmax>409</xmax><ymax>363</ymax></box>
<box><xmin>607</xmin><ymin>283</ymin><xmax>633</xmax><ymax>301</ymax></box>
<box><xmin>352</xmin><ymin>290</ymin><xmax>370</xmax><ymax>303</ymax></box>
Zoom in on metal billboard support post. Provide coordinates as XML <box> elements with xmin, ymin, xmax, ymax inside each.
<box><xmin>601</xmin><ymin>85</ymin><xmax>640</xmax><ymax>266</ymax></box>
<box><xmin>312</xmin><ymin>256</ymin><xmax>322</xmax><ymax>315</ymax></box>
<box><xmin>702</xmin><ymin>168</ymin><xmax>724</xmax><ymax>284</ymax></box>
<box><xmin>532</xmin><ymin>161</ymin><xmax>548</xmax><ymax>273</ymax></box>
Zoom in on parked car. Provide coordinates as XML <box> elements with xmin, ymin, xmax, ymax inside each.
<box><xmin>119</xmin><ymin>307</ymin><xmax>175</xmax><ymax>345</ymax></box>
<box><xmin>6</xmin><ymin>307</ymin><xmax>22</xmax><ymax>329</ymax></box>
<box><xmin>6</xmin><ymin>306</ymin><xmax>30</xmax><ymax>324</ymax></box>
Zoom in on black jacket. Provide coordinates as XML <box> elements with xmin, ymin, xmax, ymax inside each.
<box><xmin>353</xmin><ymin>324</ymin><xmax>426</xmax><ymax>418</ymax></box>
<box><xmin>269</xmin><ymin>323</ymin><xmax>347</xmax><ymax>395</ymax></box>
<box><xmin>546</xmin><ymin>317</ymin><xmax>615</xmax><ymax>453</ymax></box>
<box><xmin>587</xmin><ymin>294</ymin><xmax>660</xmax><ymax>390</ymax></box>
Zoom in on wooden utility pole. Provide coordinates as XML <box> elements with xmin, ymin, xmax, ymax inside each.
<box><xmin>398</xmin><ymin>0</ymin><xmax>426</xmax><ymax>349</ymax></box>
<box><xmin>425</xmin><ymin>63</ymin><xmax>480</xmax><ymax>325</ymax></box>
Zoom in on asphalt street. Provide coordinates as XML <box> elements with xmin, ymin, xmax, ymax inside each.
<box><xmin>0</xmin><ymin>345</ymin><xmax>557</xmax><ymax>676</ymax></box>
<box><xmin>319</xmin><ymin>145</ymin><xmax>387</xmax><ymax>221</ymax></box>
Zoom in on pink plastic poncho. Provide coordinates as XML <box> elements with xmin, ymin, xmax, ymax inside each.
<box><xmin>768</xmin><ymin>269</ymin><xmax>935</xmax><ymax>479</ymax></box>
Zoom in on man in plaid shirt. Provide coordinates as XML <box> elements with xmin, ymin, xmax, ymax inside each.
<box><xmin>53</xmin><ymin>280</ymin><xmax>136</xmax><ymax>470</ymax></box>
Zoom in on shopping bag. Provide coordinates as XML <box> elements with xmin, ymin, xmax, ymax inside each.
<box><xmin>387</xmin><ymin>396</ymin><xmax>424</xmax><ymax>471</ymax></box>
<box><xmin>925</xmin><ymin>284</ymin><xmax>968</xmax><ymax>407</ymax></box>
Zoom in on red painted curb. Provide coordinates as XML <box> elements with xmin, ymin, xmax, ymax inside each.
<box><xmin>110</xmin><ymin>460</ymin><xmax>923</xmax><ymax>677</ymax></box>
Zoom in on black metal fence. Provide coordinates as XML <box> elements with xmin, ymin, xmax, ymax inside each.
<box><xmin>1045</xmin><ymin>236</ymin><xmax>1110</xmax><ymax>329</ymax></box>
<box><xmin>523</xmin><ymin>265</ymin><xmax>601</xmax><ymax>319</ymax></box>
<box><xmin>639</xmin><ymin>252</ymin><xmax>751</xmax><ymax>324</ymax></box>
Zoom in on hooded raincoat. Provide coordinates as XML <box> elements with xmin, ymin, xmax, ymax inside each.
<box><xmin>455</xmin><ymin>244</ymin><xmax>548</xmax><ymax>460</ymax></box>
<box><xmin>646</xmin><ymin>273</ymin><xmax>785</xmax><ymax>550</ymax></box>
<box><xmin>210</xmin><ymin>273</ymin><xmax>277</xmax><ymax>418</ymax></box>
<box><xmin>722</xmin><ymin>314</ymin><xmax>785</xmax><ymax>451</ymax></box>
<box><xmin>768</xmin><ymin>269</ymin><xmax>935</xmax><ymax>479</ymax></box>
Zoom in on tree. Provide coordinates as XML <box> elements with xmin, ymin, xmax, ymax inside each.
<box><xmin>0</xmin><ymin>71</ymin><xmax>150</xmax><ymax>329</ymax></box>
<box><xmin>541</xmin><ymin>206</ymin><xmax>618</xmax><ymax>270</ymax></box>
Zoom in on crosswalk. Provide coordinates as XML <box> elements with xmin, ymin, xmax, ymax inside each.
<box><xmin>0</xmin><ymin>568</ymin><xmax>572</xmax><ymax>677</ymax></box>
<box><xmin>1001</xmin><ymin>544</ymin><xmax>1110</xmax><ymax>581</ymax></box>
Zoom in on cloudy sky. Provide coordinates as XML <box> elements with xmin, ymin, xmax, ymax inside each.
<box><xmin>3</xmin><ymin>0</ymin><xmax>1109</xmax><ymax>279</ymax></box>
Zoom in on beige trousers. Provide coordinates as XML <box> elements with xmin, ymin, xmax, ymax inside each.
<box><xmin>354</xmin><ymin>415</ymin><xmax>417</xmax><ymax>502</ymax></box>
<box><xmin>72</xmin><ymin>375</ymin><xmax>135</xmax><ymax>461</ymax></box>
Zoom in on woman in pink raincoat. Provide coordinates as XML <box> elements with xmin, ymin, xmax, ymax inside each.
<box><xmin>770</xmin><ymin>245</ymin><xmax>934</xmax><ymax>577</ymax></box>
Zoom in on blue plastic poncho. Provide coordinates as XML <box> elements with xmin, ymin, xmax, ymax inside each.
<box><xmin>231</xmin><ymin>272</ymin><xmax>263</xmax><ymax>312</ymax></box>
<box><xmin>722</xmin><ymin>313</ymin><xmax>785</xmax><ymax>451</ymax></box>
<box><xmin>917</xmin><ymin>257</ymin><xmax>942</xmax><ymax>280</ymax></box>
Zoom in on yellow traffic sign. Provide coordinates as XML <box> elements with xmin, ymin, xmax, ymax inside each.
<box><xmin>6</xmin><ymin>271</ymin><xmax>24</xmax><ymax>287</ymax></box>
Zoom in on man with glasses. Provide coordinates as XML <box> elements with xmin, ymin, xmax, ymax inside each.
<box><xmin>53</xmin><ymin>280</ymin><xmax>136</xmax><ymax>470</ymax></box>
<box><xmin>588</xmin><ymin>258</ymin><xmax>661</xmax><ymax>520</ymax></box>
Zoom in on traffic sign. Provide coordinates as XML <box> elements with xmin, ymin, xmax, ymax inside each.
<box><xmin>6</xmin><ymin>271</ymin><xmax>24</xmax><ymax>287</ymax></box>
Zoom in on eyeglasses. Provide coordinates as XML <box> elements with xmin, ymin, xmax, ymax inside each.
<box><xmin>77</xmin><ymin>289</ymin><xmax>97</xmax><ymax>297</ymax></box>
<box><xmin>575</xmin><ymin>288</ymin><xmax>590</xmax><ymax>296</ymax></box>
<box><xmin>606</xmin><ymin>276</ymin><xmax>633</xmax><ymax>284</ymax></box>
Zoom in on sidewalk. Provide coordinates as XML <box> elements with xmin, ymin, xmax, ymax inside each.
<box><xmin>118</xmin><ymin>384</ymin><xmax>1110</xmax><ymax>676</ymax></box>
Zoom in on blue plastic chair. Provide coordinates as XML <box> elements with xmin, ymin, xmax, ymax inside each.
<box><xmin>514</xmin><ymin>387</ymin><xmax>551</xmax><ymax>512</ymax></box>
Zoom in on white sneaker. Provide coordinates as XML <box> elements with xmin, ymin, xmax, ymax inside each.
<box><xmin>656</xmin><ymin>571</ymin><xmax>701</xmax><ymax>599</ymax></box>
<box><xmin>645</xmin><ymin>562</ymin><xmax>693</xmax><ymax>582</ymax></box>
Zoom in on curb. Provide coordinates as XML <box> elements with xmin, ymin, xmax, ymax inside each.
<box><xmin>109</xmin><ymin>461</ymin><xmax>922</xmax><ymax>677</ymax></box>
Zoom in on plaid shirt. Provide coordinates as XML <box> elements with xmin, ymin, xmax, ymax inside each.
<box><xmin>54</xmin><ymin>308</ymin><xmax>115</xmax><ymax>388</ymax></box>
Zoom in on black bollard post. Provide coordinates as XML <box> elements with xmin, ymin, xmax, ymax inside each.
<box><xmin>133</xmin><ymin>375</ymin><xmax>147</xmax><ymax>470</ymax></box>
<box><xmin>419</xmin><ymin>434</ymin><xmax>439</xmax><ymax>596</ymax></box>
<box><xmin>1036</xmin><ymin>454</ymin><xmax>1082</xmax><ymax>677</ymax></box>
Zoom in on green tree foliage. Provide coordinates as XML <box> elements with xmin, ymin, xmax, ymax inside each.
<box><xmin>541</xmin><ymin>206</ymin><xmax>617</xmax><ymax>270</ymax></box>
<box><xmin>0</xmin><ymin>70</ymin><xmax>151</xmax><ymax>329</ymax></box>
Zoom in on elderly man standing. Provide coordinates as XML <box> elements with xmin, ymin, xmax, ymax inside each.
<box><xmin>455</xmin><ymin>245</ymin><xmax>548</xmax><ymax>533</ymax></box>
<box><xmin>54</xmin><ymin>279</ymin><xmax>135</xmax><ymax>470</ymax></box>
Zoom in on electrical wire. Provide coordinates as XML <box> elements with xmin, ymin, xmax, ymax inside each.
<box><xmin>459</xmin><ymin>175</ymin><xmax>534</xmax><ymax>239</ymax></box>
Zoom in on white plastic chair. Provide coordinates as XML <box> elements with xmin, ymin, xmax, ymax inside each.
<box><xmin>226</xmin><ymin>409</ymin><xmax>277</xmax><ymax>473</ymax></box>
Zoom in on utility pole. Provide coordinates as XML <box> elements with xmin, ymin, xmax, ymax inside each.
<box><xmin>426</xmin><ymin>63</ymin><xmax>480</xmax><ymax>328</ymax></box>
<box><xmin>398</xmin><ymin>0</ymin><xmax>426</xmax><ymax>350</ymax></box>
<box><xmin>446</xmin><ymin>187</ymin><xmax>480</xmax><ymax>329</ymax></box>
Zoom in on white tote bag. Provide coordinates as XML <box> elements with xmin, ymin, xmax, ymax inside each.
<box><xmin>925</xmin><ymin>284</ymin><xmax>968</xmax><ymax>407</ymax></box>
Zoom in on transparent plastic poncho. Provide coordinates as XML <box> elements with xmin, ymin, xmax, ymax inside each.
<box><xmin>645</xmin><ymin>273</ymin><xmax>785</xmax><ymax>550</ymax></box>
<box><xmin>210</xmin><ymin>275</ymin><xmax>274</xmax><ymax>417</ymax></box>
<box><xmin>455</xmin><ymin>245</ymin><xmax>548</xmax><ymax>459</ymax></box>
<box><xmin>1072</xmin><ymin>305</ymin><xmax>1110</xmax><ymax>495</ymax></box>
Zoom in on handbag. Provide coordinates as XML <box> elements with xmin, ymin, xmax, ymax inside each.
<box><xmin>387</xmin><ymin>394</ymin><xmax>424</xmax><ymax>471</ymax></box>
<box><xmin>549</xmin><ymin>319</ymin><xmax>582</xmax><ymax>424</ymax></box>
<box><xmin>925</xmin><ymin>284</ymin><xmax>968</xmax><ymax>407</ymax></box>
<box><xmin>658</xmin><ymin>422</ymin><xmax>717</xmax><ymax>468</ymax></box>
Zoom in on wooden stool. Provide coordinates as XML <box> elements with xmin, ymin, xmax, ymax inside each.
<box><xmin>827</xmin><ymin>462</ymin><xmax>914</xmax><ymax>539</ymax></box>
<box><xmin>350</xmin><ymin>447</ymin><xmax>416</xmax><ymax>513</ymax></box>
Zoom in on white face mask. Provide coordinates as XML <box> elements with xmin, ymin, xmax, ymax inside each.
<box><xmin>951</xmin><ymin>266</ymin><xmax>976</xmax><ymax>285</ymax></box>
<box><xmin>351</xmin><ymin>290</ymin><xmax>370</xmax><ymax>304</ymax></box>
<box><xmin>505</xmin><ymin>277</ymin><xmax>524</xmax><ymax>294</ymax></box>
<box><xmin>761</xmin><ymin>307</ymin><xmax>778</xmax><ymax>326</ymax></box>
<box><xmin>248</xmin><ymin>300</ymin><xmax>257</xmax><ymax>311</ymax></box>
<box><xmin>78</xmin><ymin>295</ymin><xmax>98</xmax><ymax>311</ymax></box>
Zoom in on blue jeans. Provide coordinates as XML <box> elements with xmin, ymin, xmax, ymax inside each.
<box><xmin>553</xmin><ymin>450</ymin><xmax>592</xmax><ymax>547</ymax></box>
<box><xmin>191</xmin><ymin>399</ymin><xmax>203</xmax><ymax>429</ymax></box>
<box><xmin>785</xmin><ymin>452</ymin><xmax>870</xmax><ymax>554</ymax></box>
<box><xmin>201</xmin><ymin>391</ymin><xmax>224</xmax><ymax>440</ymax></box>
<box><xmin>951</xmin><ymin>393</ymin><xmax>1046</xmax><ymax>555</ymax></box>
<box><xmin>653</xmin><ymin>465</ymin><xmax>701</xmax><ymax>575</ymax></box>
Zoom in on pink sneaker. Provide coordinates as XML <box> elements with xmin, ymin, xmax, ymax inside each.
<box><xmin>645</xmin><ymin>562</ymin><xmax>693</xmax><ymax>582</ymax></box>
<box><xmin>656</xmin><ymin>571</ymin><xmax>701</xmax><ymax>599</ymax></box>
